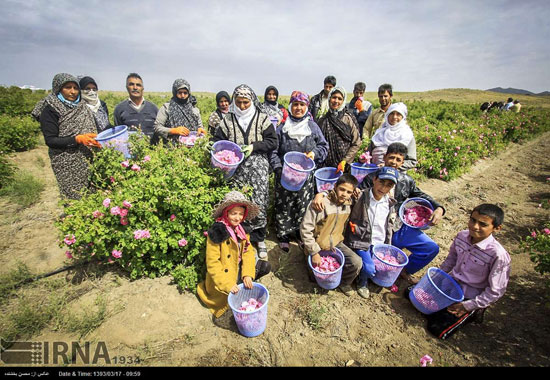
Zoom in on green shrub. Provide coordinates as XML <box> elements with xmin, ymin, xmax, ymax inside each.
<box><xmin>0</xmin><ymin>86</ymin><xmax>48</xmax><ymax>116</ymax></box>
<box><xmin>57</xmin><ymin>133</ymin><xmax>232</xmax><ymax>292</ymax></box>
<box><xmin>522</xmin><ymin>223</ymin><xmax>550</xmax><ymax>278</ymax></box>
<box><xmin>0</xmin><ymin>114</ymin><xmax>41</xmax><ymax>152</ymax></box>
<box><xmin>0</xmin><ymin>154</ymin><xmax>16</xmax><ymax>189</ymax></box>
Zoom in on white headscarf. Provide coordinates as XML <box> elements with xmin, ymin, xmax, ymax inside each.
<box><xmin>229</xmin><ymin>84</ymin><xmax>259</xmax><ymax>131</ymax></box>
<box><xmin>370</xmin><ymin>102</ymin><xmax>414</xmax><ymax>148</ymax></box>
<box><xmin>81</xmin><ymin>89</ymin><xmax>101</xmax><ymax>113</ymax></box>
<box><xmin>328</xmin><ymin>86</ymin><xmax>347</xmax><ymax>113</ymax></box>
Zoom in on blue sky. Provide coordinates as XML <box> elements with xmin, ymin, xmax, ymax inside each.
<box><xmin>1</xmin><ymin>0</ymin><xmax>549</xmax><ymax>95</ymax></box>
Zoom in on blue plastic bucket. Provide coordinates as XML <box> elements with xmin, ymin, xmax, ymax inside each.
<box><xmin>399</xmin><ymin>197</ymin><xmax>434</xmax><ymax>230</ymax></box>
<box><xmin>281</xmin><ymin>152</ymin><xmax>315</xmax><ymax>191</ymax></box>
<box><xmin>350</xmin><ymin>163</ymin><xmax>378</xmax><ymax>185</ymax></box>
<box><xmin>314</xmin><ymin>167</ymin><xmax>342</xmax><ymax>193</ymax></box>
<box><xmin>227</xmin><ymin>282</ymin><xmax>269</xmax><ymax>337</ymax></box>
<box><xmin>308</xmin><ymin>248</ymin><xmax>345</xmax><ymax>290</ymax></box>
<box><xmin>96</xmin><ymin>125</ymin><xmax>130</xmax><ymax>158</ymax></box>
<box><xmin>210</xmin><ymin>140</ymin><xmax>245</xmax><ymax>179</ymax></box>
<box><xmin>409</xmin><ymin>267</ymin><xmax>464</xmax><ymax>315</ymax></box>
<box><xmin>371</xmin><ymin>244</ymin><xmax>409</xmax><ymax>287</ymax></box>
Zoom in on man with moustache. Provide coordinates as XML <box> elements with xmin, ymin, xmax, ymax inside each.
<box><xmin>114</xmin><ymin>73</ymin><xmax>159</xmax><ymax>139</ymax></box>
<box><xmin>364</xmin><ymin>83</ymin><xmax>393</xmax><ymax>139</ymax></box>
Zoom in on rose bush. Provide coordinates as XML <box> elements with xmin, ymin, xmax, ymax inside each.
<box><xmin>56</xmin><ymin>133</ymin><xmax>232</xmax><ymax>292</ymax></box>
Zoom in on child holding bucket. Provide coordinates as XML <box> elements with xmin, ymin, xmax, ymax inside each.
<box><xmin>360</xmin><ymin>143</ymin><xmax>444</xmax><ymax>285</ymax></box>
<box><xmin>300</xmin><ymin>174</ymin><xmax>363</xmax><ymax>296</ymax></box>
<box><xmin>269</xmin><ymin>91</ymin><xmax>329</xmax><ymax>252</ymax></box>
<box><xmin>345</xmin><ymin>166</ymin><xmax>400</xmax><ymax>298</ymax></box>
<box><xmin>406</xmin><ymin>204</ymin><xmax>510</xmax><ymax>339</ymax></box>
<box><xmin>196</xmin><ymin>191</ymin><xmax>272</xmax><ymax>322</ymax></box>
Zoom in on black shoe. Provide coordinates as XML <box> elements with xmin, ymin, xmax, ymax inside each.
<box><xmin>255</xmin><ymin>260</ymin><xmax>272</xmax><ymax>280</ymax></box>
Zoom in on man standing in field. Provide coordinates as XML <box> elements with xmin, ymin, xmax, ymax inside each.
<box><xmin>114</xmin><ymin>73</ymin><xmax>159</xmax><ymax>139</ymax></box>
<box><xmin>309</xmin><ymin>75</ymin><xmax>337</xmax><ymax>123</ymax></box>
<box><xmin>364</xmin><ymin>83</ymin><xmax>393</xmax><ymax>139</ymax></box>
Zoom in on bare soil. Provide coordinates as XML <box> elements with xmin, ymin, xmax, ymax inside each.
<box><xmin>1</xmin><ymin>132</ymin><xmax>549</xmax><ymax>367</ymax></box>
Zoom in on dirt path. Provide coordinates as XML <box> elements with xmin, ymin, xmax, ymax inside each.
<box><xmin>1</xmin><ymin>132</ymin><xmax>549</xmax><ymax>367</ymax></box>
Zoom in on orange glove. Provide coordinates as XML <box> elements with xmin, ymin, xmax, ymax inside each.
<box><xmin>337</xmin><ymin>160</ymin><xmax>346</xmax><ymax>173</ymax></box>
<box><xmin>355</xmin><ymin>98</ymin><xmax>364</xmax><ymax>112</ymax></box>
<box><xmin>305</xmin><ymin>151</ymin><xmax>315</xmax><ymax>160</ymax></box>
<box><xmin>75</xmin><ymin>133</ymin><xmax>101</xmax><ymax>148</ymax></box>
<box><xmin>349</xmin><ymin>221</ymin><xmax>357</xmax><ymax>234</ymax></box>
<box><xmin>170</xmin><ymin>126</ymin><xmax>189</xmax><ymax>136</ymax></box>
<box><xmin>197</xmin><ymin>127</ymin><xmax>207</xmax><ymax>136</ymax></box>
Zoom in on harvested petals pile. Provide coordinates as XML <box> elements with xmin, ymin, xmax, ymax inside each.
<box><xmin>179</xmin><ymin>134</ymin><xmax>201</xmax><ymax>146</ymax></box>
<box><xmin>403</xmin><ymin>205</ymin><xmax>433</xmax><ymax>227</ymax></box>
<box><xmin>283</xmin><ymin>162</ymin><xmax>309</xmax><ymax>186</ymax></box>
<box><xmin>412</xmin><ymin>288</ymin><xmax>440</xmax><ymax>312</ymax></box>
<box><xmin>214</xmin><ymin>149</ymin><xmax>241</xmax><ymax>165</ymax></box>
<box><xmin>318</xmin><ymin>182</ymin><xmax>334</xmax><ymax>192</ymax></box>
<box><xmin>238</xmin><ymin>298</ymin><xmax>264</xmax><ymax>312</ymax></box>
<box><xmin>313</xmin><ymin>255</ymin><xmax>341</xmax><ymax>273</ymax></box>
<box><xmin>374</xmin><ymin>252</ymin><xmax>401</xmax><ymax>265</ymax></box>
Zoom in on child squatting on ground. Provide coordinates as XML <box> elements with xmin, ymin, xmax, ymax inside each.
<box><xmin>360</xmin><ymin>142</ymin><xmax>444</xmax><ymax>284</ymax></box>
<box><xmin>197</xmin><ymin>191</ymin><xmax>271</xmax><ymax>322</ymax></box>
<box><xmin>300</xmin><ymin>174</ymin><xmax>363</xmax><ymax>295</ymax></box>
<box><xmin>345</xmin><ymin>166</ymin><xmax>400</xmax><ymax>299</ymax></box>
<box><xmin>405</xmin><ymin>203</ymin><xmax>511</xmax><ymax>339</ymax></box>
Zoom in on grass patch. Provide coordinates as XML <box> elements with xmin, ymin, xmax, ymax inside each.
<box><xmin>0</xmin><ymin>169</ymin><xmax>44</xmax><ymax>207</ymax></box>
<box><xmin>0</xmin><ymin>262</ymin><xmax>34</xmax><ymax>304</ymax></box>
<box><xmin>63</xmin><ymin>294</ymin><xmax>109</xmax><ymax>339</ymax></box>
<box><xmin>296</xmin><ymin>293</ymin><xmax>329</xmax><ymax>331</ymax></box>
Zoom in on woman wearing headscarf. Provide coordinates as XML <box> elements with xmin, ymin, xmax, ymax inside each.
<box><xmin>269</xmin><ymin>91</ymin><xmax>329</xmax><ymax>252</ymax></box>
<box><xmin>153</xmin><ymin>78</ymin><xmax>205</xmax><ymax>145</ymax></box>
<box><xmin>262</xmin><ymin>85</ymin><xmax>288</xmax><ymax>126</ymax></box>
<box><xmin>35</xmin><ymin>73</ymin><xmax>100</xmax><ymax>200</ymax></box>
<box><xmin>316</xmin><ymin>86</ymin><xmax>362</xmax><ymax>173</ymax></box>
<box><xmin>79</xmin><ymin>76</ymin><xmax>111</xmax><ymax>133</ymax></box>
<box><xmin>367</xmin><ymin>102</ymin><xmax>417</xmax><ymax>172</ymax></box>
<box><xmin>213</xmin><ymin>84</ymin><xmax>278</xmax><ymax>259</ymax></box>
<box><xmin>207</xmin><ymin>91</ymin><xmax>230</xmax><ymax>135</ymax></box>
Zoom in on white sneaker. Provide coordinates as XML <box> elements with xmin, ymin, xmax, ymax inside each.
<box><xmin>257</xmin><ymin>241</ymin><xmax>268</xmax><ymax>259</ymax></box>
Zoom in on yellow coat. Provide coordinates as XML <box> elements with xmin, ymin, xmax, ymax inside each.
<box><xmin>197</xmin><ymin>222</ymin><xmax>256</xmax><ymax>318</ymax></box>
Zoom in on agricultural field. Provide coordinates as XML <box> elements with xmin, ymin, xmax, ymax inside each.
<box><xmin>0</xmin><ymin>87</ymin><xmax>549</xmax><ymax>367</ymax></box>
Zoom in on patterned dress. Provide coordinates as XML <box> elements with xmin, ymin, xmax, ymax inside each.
<box><xmin>213</xmin><ymin>110</ymin><xmax>277</xmax><ymax>242</ymax></box>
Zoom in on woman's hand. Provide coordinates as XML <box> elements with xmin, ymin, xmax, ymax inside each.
<box><xmin>312</xmin><ymin>192</ymin><xmax>325</xmax><ymax>212</ymax></box>
<box><xmin>75</xmin><ymin>133</ymin><xmax>101</xmax><ymax>148</ymax></box>
<box><xmin>242</xmin><ymin>276</ymin><xmax>253</xmax><ymax>289</ymax></box>
<box><xmin>230</xmin><ymin>284</ymin><xmax>240</xmax><ymax>294</ymax></box>
<box><xmin>197</xmin><ymin>127</ymin><xmax>207</xmax><ymax>136</ymax></box>
<box><xmin>170</xmin><ymin>126</ymin><xmax>189</xmax><ymax>136</ymax></box>
<box><xmin>305</xmin><ymin>151</ymin><xmax>315</xmax><ymax>160</ymax></box>
<box><xmin>429</xmin><ymin>207</ymin><xmax>444</xmax><ymax>226</ymax></box>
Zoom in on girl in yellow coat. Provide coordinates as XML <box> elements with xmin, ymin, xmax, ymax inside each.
<box><xmin>197</xmin><ymin>191</ymin><xmax>271</xmax><ymax>319</ymax></box>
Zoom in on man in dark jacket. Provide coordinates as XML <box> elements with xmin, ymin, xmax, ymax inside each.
<box><xmin>113</xmin><ymin>73</ymin><xmax>159</xmax><ymax>139</ymax></box>
<box><xmin>360</xmin><ymin>142</ymin><xmax>445</xmax><ymax>283</ymax></box>
<box><xmin>309</xmin><ymin>75</ymin><xmax>337</xmax><ymax>123</ymax></box>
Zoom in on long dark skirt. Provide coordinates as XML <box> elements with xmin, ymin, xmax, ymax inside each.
<box><xmin>274</xmin><ymin>173</ymin><xmax>315</xmax><ymax>241</ymax></box>
<box><xmin>230</xmin><ymin>154</ymin><xmax>270</xmax><ymax>242</ymax></box>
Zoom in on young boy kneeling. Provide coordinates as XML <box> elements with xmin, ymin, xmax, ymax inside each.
<box><xmin>406</xmin><ymin>204</ymin><xmax>510</xmax><ymax>339</ymax></box>
<box><xmin>300</xmin><ymin>174</ymin><xmax>362</xmax><ymax>296</ymax></box>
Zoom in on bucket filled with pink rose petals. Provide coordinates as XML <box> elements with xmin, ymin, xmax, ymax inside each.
<box><xmin>409</xmin><ymin>267</ymin><xmax>464</xmax><ymax>314</ymax></box>
<box><xmin>281</xmin><ymin>152</ymin><xmax>315</xmax><ymax>191</ymax></box>
<box><xmin>371</xmin><ymin>244</ymin><xmax>409</xmax><ymax>287</ymax></box>
<box><xmin>210</xmin><ymin>140</ymin><xmax>245</xmax><ymax>179</ymax></box>
<box><xmin>308</xmin><ymin>248</ymin><xmax>345</xmax><ymax>290</ymax></box>
<box><xmin>350</xmin><ymin>163</ymin><xmax>379</xmax><ymax>185</ymax></box>
<box><xmin>314</xmin><ymin>167</ymin><xmax>342</xmax><ymax>193</ymax></box>
<box><xmin>227</xmin><ymin>282</ymin><xmax>270</xmax><ymax>337</ymax></box>
<box><xmin>399</xmin><ymin>198</ymin><xmax>434</xmax><ymax>230</ymax></box>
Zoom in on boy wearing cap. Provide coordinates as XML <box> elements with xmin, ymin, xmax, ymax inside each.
<box><xmin>360</xmin><ymin>142</ymin><xmax>443</xmax><ymax>284</ymax></box>
<box><xmin>345</xmin><ymin>166</ymin><xmax>400</xmax><ymax>298</ymax></box>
